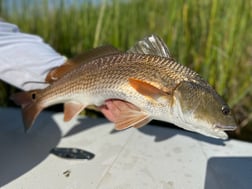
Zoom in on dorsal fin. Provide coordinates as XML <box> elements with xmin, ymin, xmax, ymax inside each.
<box><xmin>127</xmin><ymin>34</ymin><xmax>172</xmax><ymax>58</ymax></box>
<box><xmin>69</xmin><ymin>45</ymin><xmax>121</xmax><ymax>65</ymax></box>
<box><xmin>45</xmin><ymin>45</ymin><xmax>121</xmax><ymax>83</ymax></box>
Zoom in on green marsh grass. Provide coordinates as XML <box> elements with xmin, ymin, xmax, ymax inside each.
<box><xmin>0</xmin><ymin>0</ymin><xmax>252</xmax><ymax>140</ymax></box>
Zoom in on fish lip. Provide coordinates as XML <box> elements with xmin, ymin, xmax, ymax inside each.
<box><xmin>214</xmin><ymin>124</ymin><xmax>237</xmax><ymax>131</ymax></box>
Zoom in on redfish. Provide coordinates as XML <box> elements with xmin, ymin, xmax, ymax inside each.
<box><xmin>11</xmin><ymin>35</ymin><xmax>236</xmax><ymax>139</ymax></box>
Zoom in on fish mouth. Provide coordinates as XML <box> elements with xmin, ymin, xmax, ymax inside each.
<box><xmin>214</xmin><ymin>124</ymin><xmax>237</xmax><ymax>131</ymax></box>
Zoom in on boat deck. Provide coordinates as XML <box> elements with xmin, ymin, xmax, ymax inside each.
<box><xmin>0</xmin><ymin>108</ymin><xmax>251</xmax><ymax>189</ymax></box>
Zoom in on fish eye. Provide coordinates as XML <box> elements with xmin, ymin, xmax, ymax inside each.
<box><xmin>221</xmin><ymin>106</ymin><xmax>230</xmax><ymax>115</ymax></box>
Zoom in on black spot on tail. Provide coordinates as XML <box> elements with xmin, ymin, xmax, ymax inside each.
<box><xmin>31</xmin><ymin>93</ymin><xmax>36</xmax><ymax>100</ymax></box>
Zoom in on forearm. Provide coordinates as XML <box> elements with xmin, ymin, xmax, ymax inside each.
<box><xmin>0</xmin><ymin>21</ymin><xmax>66</xmax><ymax>91</ymax></box>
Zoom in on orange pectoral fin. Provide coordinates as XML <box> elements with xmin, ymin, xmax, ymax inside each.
<box><xmin>128</xmin><ymin>78</ymin><xmax>171</xmax><ymax>101</ymax></box>
<box><xmin>64</xmin><ymin>102</ymin><xmax>86</xmax><ymax>122</ymax></box>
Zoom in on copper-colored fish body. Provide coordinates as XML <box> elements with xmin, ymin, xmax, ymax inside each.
<box><xmin>12</xmin><ymin>35</ymin><xmax>236</xmax><ymax>139</ymax></box>
<box><xmin>12</xmin><ymin>53</ymin><xmax>193</xmax><ymax>128</ymax></box>
<box><xmin>43</xmin><ymin>53</ymin><xmax>196</xmax><ymax>110</ymax></box>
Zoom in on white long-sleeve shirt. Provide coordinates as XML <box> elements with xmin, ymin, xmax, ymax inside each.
<box><xmin>0</xmin><ymin>21</ymin><xmax>66</xmax><ymax>91</ymax></box>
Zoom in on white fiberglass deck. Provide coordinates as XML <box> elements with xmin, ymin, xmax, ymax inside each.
<box><xmin>0</xmin><ymin>107</ymin><xmax>251</xmax><ymax>189</ymax></box>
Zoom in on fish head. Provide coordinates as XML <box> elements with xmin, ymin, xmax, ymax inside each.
<box><xmin>173</xmin><ymin>81</ymin><xmax>237</xmax><ymax>139</ymax></box>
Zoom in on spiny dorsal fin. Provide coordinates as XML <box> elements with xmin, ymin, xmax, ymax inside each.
<box><xmin>45</xmin><ymin>45</ymin><xmax>121</xmax><ymax>83</ymax></box>
<box><xmin>127</xmin><ymin>35</ymin><xmax>172</xmax><ymax>58</ymax></box>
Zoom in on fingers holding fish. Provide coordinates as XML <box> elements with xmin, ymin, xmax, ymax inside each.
<box><xmin>99</xmin><ymin>99</ymin><xmax>140</xmax><ymax>122</ymax></box>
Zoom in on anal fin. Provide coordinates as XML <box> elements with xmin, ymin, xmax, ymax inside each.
<box><xmin>64</xmin><ymin>102</ymin><xmax>86</xmax><ymax>122</ymax></box>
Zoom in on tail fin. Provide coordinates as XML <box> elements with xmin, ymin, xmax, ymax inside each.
<box><xmin>10</xmin><ymin>90</ymin><xmax>43</xmax><ymax>131</ymax></box>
